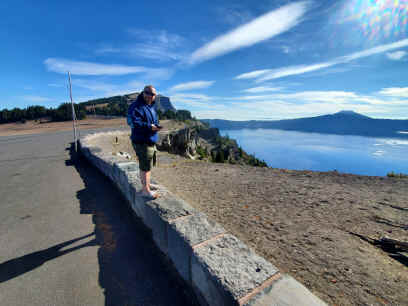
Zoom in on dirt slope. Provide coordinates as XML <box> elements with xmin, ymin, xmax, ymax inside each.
<box><xmin>102</xmin><ymin>132</ymin><xmax>408</xmax><ymax>306</ymax></box>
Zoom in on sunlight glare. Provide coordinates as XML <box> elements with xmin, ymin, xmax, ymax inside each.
<box><xmin>338</xmin><ymin>0</ymin><xmax>408</xmax><ymax>41</ymax></box>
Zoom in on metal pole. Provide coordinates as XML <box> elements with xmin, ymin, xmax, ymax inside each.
<box><xmin>68</xmin><ymin>72</ymin><xmax>78</xmax><ymax>153</ymax></box>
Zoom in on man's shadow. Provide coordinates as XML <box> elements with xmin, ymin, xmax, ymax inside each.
<box><xmin>0</xmin><ymin>233</ymin><xmax>96</xmax><ymax>283</ymax></box>
<box><xmin>65</xmin><ymin>143</ymin><xmax>194</xmax><ymax>306</ymax></box>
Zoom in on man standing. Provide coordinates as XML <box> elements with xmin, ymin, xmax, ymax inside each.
<box><xmin>127</xmin><ymin>85</ymin><xmax>162</xmax><ymax>199</ymax></box>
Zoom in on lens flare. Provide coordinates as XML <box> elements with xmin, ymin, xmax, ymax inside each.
<box><xmin>336</xmin><ymin>0</ymin><xmax>408</xmax><ymax>42</ymax></box>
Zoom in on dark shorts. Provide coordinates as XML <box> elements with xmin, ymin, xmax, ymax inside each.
<box><xmin>132</xmin><ymin>142</ymin><xmax>157</xmax><ymax>172</ymax></box>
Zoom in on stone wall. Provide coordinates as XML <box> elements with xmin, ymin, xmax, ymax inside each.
<box><xmin>79</xmin><ymin>131</ymin><xmax>326</xmax><ymax>306</ymax></box>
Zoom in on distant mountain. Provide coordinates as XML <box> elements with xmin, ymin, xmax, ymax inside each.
<box><xmin>202</xmin><ymin>111</ymin><xmax>408</xmax><ymax>138</ymax></box>
<box><xmin>80</xmin><ymin>92</ymin><xmax>176</xmax><ymax>112</ymax></box>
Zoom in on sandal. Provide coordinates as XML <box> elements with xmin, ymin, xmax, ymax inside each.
<box><xmin>140</xmin><ymin>190</ymin><xmax>159</xmax><ymax>199</ymax></box>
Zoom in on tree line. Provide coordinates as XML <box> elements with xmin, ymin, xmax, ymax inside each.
<box><xmin>81</xmin><ymin>99</ymin><xmax>193</xmax><ymax>121</ymax></box>
<box><xmin>0</xmin><ymin>103</ymin><xmax>86</xmax><ymax>124</ymax></box>
<box><xmin>1</xmin><ymin>101</ymin><xmax>192</xmax><ymax>124</ymax></box>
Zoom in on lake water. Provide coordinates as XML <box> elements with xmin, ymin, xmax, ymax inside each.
<box><xmin>219</xmin><ymin>129</ymin><xmax>408</xmax><ymax>177</ymax></box>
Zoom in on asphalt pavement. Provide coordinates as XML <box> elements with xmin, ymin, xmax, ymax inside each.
<box><xmin>0</xmin><ymin>129</ymin><xmax>193</xmax><ymax>306</ymax></box>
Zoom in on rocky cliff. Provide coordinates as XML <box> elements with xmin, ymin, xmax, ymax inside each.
<box><xmin>157</xmin><ymin>124</ymin><xmax>267</xmax><ymax>167</ymax></box>
<box><xmin>125</xmin><ymin>93</ymin><xmax>176</xmax><ymax>113</ymax></box>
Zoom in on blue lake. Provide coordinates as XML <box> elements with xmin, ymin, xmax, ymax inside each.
<box><xmin>219</xmin><ymin>129</ymin><xmax>408</xmax><ymax>177</ymax></box>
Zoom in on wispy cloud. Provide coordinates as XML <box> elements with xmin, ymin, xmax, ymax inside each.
<box><xmin>166</xmin><ymin>88</ymin><xmax>408</xmax><ymax>120</ymax></box>
<box><xmin>379</xmin><ymin>87</ymin><xmax>408</xmax><ymax>98</ymax></box>
<box><xmin>95</xmin><ymin>46</ymin><xmax>121</xmax><ymax>54</ymax></box>
<box><xmin>236</xmin><ymin>69</ymin><xmax>272</xmax><ymax>80</ymax></box>
<box><xmin>169</xmin><ymin>81</ymin><xmax>215</xmax><ymax>92</ymax></box>
<box><xmin>386</xmin><ymin>51</ymin><xmax>406</xmax><ymax>61</ymax></box>
<box><xmin>119</xmin><ymin>29</ymin><xmax>187</xmax><ymax>61</ymax></box>
<box><xmin>73</xmin><ymin>79</ymin><xmax>117</xmax><ymax>92</ymax></box>
<box><xmin>44</xmin><ymin>58</ymin><xmax>170</xmax><ymax>77</ymax></box>
<box><xmin>72</xmin><ymin>79</ymin><xmax>145</xmax><ymax>97</ymax></box>
<box><xmin>227</xmin><ymin>90</ymin><xmax>407</xmax><ymax>106</ymax></box>
<box><xmin>187</xmin><ymin>1</ymin><xmax>311</xmax><ymax>64</ymax></box>
<box><xmin>216</xmin><ymin>6</ymin><xmax>254</xmax><ymax>26</ymax></box>
<box><xmin>20</xmin><ymin>95</ymin><xmax>53</xmax><ymax>103</ymax></box>
<box><xmin>169</xmin><ymin>93</ymin><xmax>215</xmax><ymax>108</ymax></box>
<box><xmin>242</xmin><ymin>86</ymin><xmax>283</xmax><ymax>93</ymax></box>
<box><xmin>48</xmin><ymin>83</ymin><xmax>64</xmax><ymax>88</ymax></box>
<box><xmin>236</xmin><ymin>38</ymin><xmax>408</xmax><ymax>82</ymax></box>
<box><xmin>281</xmin><ymin>46</ymin><xmax>291</xmax><ymax>54</ymax></box>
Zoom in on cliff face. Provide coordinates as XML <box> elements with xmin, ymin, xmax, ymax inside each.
<box><xmin>158</xmin><ymin>127</ymin><xmax>214</xmax><ymax>159</ymax></box>
<box><xmin>125</xmin><ymin>93</ymin><xmax>176</xmax><ymax>112</ymax></box>
<box><xmin>157</xmin><ymin>125</ymin><xmax>266</xmax><ymax>166</ymax></box>
<box><xmin>155</xmin><ymin>95</ymin><xmax>176</xmax><ymax>112</ymax></box>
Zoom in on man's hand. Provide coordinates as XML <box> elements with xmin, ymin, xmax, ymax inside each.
<box><xmin>151</xmin><ymin>124</ymin><xmax>162</xmax><ymax>131</ymax></box>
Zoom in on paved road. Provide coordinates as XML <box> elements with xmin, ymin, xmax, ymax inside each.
<box><xmin>0</xmin><ymin>130</ymin><xmax>193</xmax><ymax>306</ymax></box>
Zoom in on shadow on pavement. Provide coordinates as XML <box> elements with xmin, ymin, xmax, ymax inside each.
<box><xmin>0</xmin><ymin>233</ymin><xmax>96</xmax><ymax>283</ymax></box>
<box><xmin>66</xmin><ymin>143</ymin><xmax>194</xmax><ymax>306</ymax></box>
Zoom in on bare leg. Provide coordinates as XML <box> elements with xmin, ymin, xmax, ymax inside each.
<box><xmin>140</xmin><ymin>170</ymin><xmax>157</xmax><ymax>198</ymax></box>
<box><xmin>140</xmin><ymin>170</ymin><xmax>158</xmax><ymax>191</ymax></box>
<box><xmin>144</xmin><ymin>170</ymin><xmax>151</xmax><ymax>193</ymax></box>
<box><xmin>140</xmin><ymin>170</ymin><xmax>150</xmax><ymax>192</ymax></box>
<box><xmin>139</xmin><ymin>171</ymin><xmax>146</xmax><ymax>190</ymax></box>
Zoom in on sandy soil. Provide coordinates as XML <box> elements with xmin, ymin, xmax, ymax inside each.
<box><xmin>0</xmin><ymin>117</ymin><xmax>127</xmax><ymax>137</ymax></box>
<box><xmin>99</xmin><ymin>132</ymin><xmax>408</xmax><ymax>306</ymax></box>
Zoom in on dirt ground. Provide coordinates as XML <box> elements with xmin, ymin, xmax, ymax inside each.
<box><xmin>0</xmin><ymin>117</ymin><xmax>127</xmax><ymax>137</ymax></box>
<box><xmin>4</xmin><ymin>120</ymin><xmax>406</xmax><ymax>305</ymax></box>
<box><xmin>100</xmin><ymin>132</ymin><xmax>408</xmax><ymax>306</ymax></box>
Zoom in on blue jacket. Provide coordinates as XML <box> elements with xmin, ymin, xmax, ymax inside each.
<box><xmin>127</xmin><ymin>94</ymin><xmax>159</xmax><ymax>144</ymax></box>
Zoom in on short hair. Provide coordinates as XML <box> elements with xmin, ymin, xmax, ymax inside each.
<box><xmin>143</xmin><ymin>85</ymin><xmax>156</xmax><ymax>94</ymax></box>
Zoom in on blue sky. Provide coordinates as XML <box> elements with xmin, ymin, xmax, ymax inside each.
<box><xmin>1</xmin><ymin>0</ymin><xmax>408</xmax><ymax>120</ymax></box>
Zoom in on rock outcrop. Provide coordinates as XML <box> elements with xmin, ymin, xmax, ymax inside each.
<box><xmin>158</xmin><ymin>127</ymin><xmax>201</xmax><ymax>159</ymax></box>
<box><xmin>125</xmin><ymin>93</ymin><xmax>176</xmax><ymax>113</ymax></box>
<box><xmin>157</xmin><ymin>125</ymin><xmax>266</xmax><ymax>166</ymax></box>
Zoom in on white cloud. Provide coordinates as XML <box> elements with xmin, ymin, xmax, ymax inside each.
<box><xmin>379</xmin><ymin>87</ymin><xmax>408</xmax><ymax>98</ymax></box>
<box><xmin>95</xmin><ymin>46</ymin><xmax>121</xmax><ymax>54</ymax></box>
<box><xmin>124</xmin><ymin>29</ymin><xmax>186</xmax><ymax>61</ymax></box>
<box><xmin>242</xmin><ymin>86</ymin><xmax>283</xmax><ymax>93</ymax></box>
<box><xmin>73</xmin><ymin>79</ymin><xmax>117</xmax><ymax>92</ymax></box>
<box><xmin>21</xmin><ymin>95</ymin><xmax>53</xmax><ymax>103</ymax></box>
<box><xmin>169</xmin><ymin>93</ymin><xmax>215</xmax><ymax>108</ymax></box>
<box><xmin>182</xmin><ymin>89</ymin><xmax>408</xmax><ymax>120</ymax></box>
<box><xmin>23</xmin><ymin>86</ymin><xmax>33</xmax><ymax>90</ymax></box>
<box><xmin>258</xmin><ymin>62</ymin><xmax>333</xmax><ymax>82</ymax></box>
<box><xmin>340</xmin><ymin>39</ymin><xmax>408</xmax><ymax>62</ymax></box>
<box><xmin>48</xmin><ymin>83</ymin><xmax>64</xmax><ymax>88</ymax></box>
<box><xmin>216</xmin><ymin>5</ymin><xmax>255</xmax><ymax>26</ymax></box>
<box><xmin>236</xmin><ymin>69</ymin><xmax>271</xmax><ymax>80</ymax></box>
<box><xmin>169</xmin><ymin>81</ymin><xmax>215</xmax><ymax>92</ymax></box>
<box><xmin>282</xmin><ymin>46</ymin><xmax>291</xmax><ymax>54</ymax></box>
<box><xmin>72</xmin><ymin>79</ymin><xmax>145</xmax><ymax>97</ymax></box>
<box><xmin>128</xmin><ymin>46</ymin><xmax>183</xmax><ymax>61</ymax></box>
<box><xmin>386</xmin><ymin>51</ymin><xmax>406</xmax><ymax>61</ymax></box>
<box><xmin>236</xmin><ymin>38</ymin><xmax>408</xmax><ymax>82</ymax></box>
<box><xmin>44</xmin><ymin>58</ymin><xmax>169</xmax><ymax>77</ymax></box>
<box><xmin>187</xmin><ymin>1</ymin><xmax>311</xmax><ymax>64</ymax></box>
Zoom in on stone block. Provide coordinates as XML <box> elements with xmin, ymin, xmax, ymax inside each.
<box><xmin>113</xmin><ymin>161</ymin><xmax>138</xmax><ymax>181</ymax></box>
<box><xmin>132</xmin><ymin>189</ymin><xmax>147</xmax><ymax>220</ymax></box>
<box><xmin>143</xmin><ymin>195</ymin><xmax>196</xmax><ymax>255</ymax></box>
<box><xmin>113</xmin><ymin>162</ymin><xmax>139</xmax><ymax>194</ymax></box>
<box><xmin>168</xmin><ymin>213</ymin><xmax>226</xmax><ymax>283</ymax></box>
<box><xmin>123</xmin><ymin>173</ymin><xmax>140</xmax><ymax>204</ymax></box>
<box><xmin>191</xmin><ymin>234</ymin><xmax>279</xmax><ymax>306</ymax></box>
<box><xmin>243</xmin><ymin>274</ymin><xmax>327</xmax><ymax>306</ymax></box>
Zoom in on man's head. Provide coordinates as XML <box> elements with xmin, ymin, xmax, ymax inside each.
<box><xmin>142</xmin><ymin>85</ymin><xmax>156</xmax><ymax>105</ymax></box>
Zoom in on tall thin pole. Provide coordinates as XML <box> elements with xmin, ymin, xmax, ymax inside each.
<box><xmin>68</xmin><ymin>71</ymin><xmax>78</xmax><ymax>153</ymax></box>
